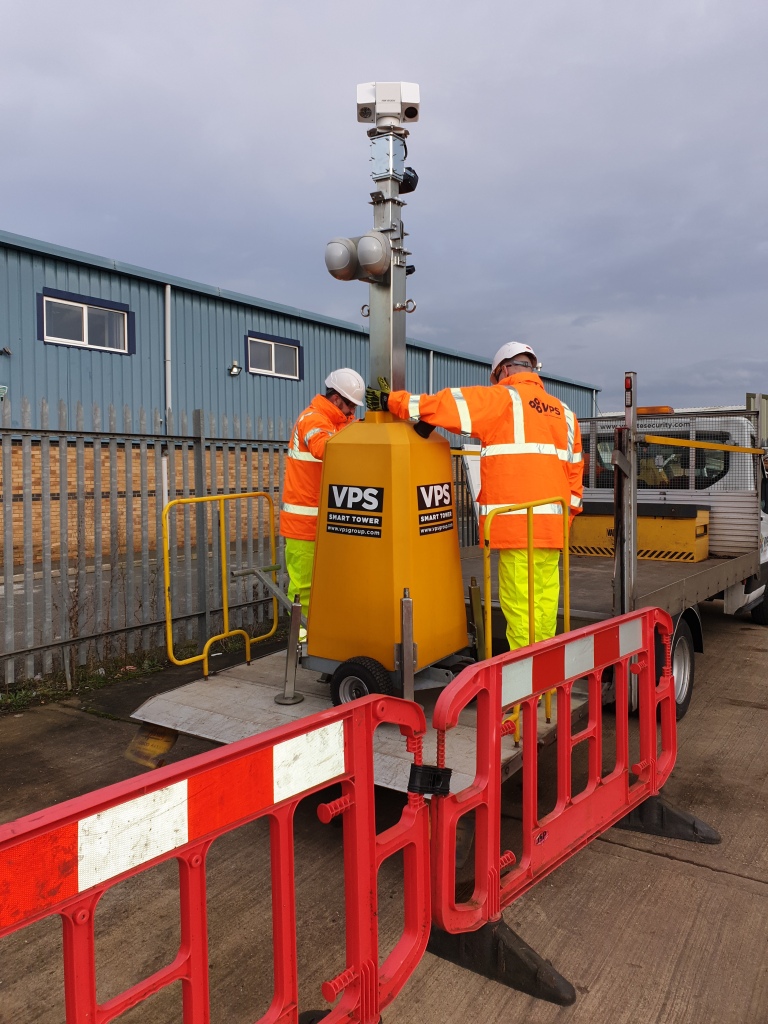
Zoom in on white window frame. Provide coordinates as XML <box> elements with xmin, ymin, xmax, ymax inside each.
<box><xmin>247</xmin><ymin>335</ymin><xmax>300</xmax><ymax>380</ymax></box>
<box><xmin>43</xmin><ymin>296</ymin><xmax>129</xmax><ymax>354</ymax></box>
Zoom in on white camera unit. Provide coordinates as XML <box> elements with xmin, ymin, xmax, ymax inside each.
<box><xmin>356</xmin><ymin>82</ymin><xmax>420</xmax><ymax>130</ymax></box>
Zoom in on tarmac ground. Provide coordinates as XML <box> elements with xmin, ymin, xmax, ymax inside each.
<box><xmin>0</xmin><ymin>601</ymin><xmax>766</xmax><ymax>1023</ymax></box>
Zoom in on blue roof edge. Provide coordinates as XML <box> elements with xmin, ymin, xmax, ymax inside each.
<box><xmin>0</xmin><ymin>227</ymin><xmax>600</xmax><ymax>392</ymax></box>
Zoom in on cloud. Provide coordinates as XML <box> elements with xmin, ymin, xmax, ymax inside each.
<box><xmin>571</xmin><ymin>315</ymin><xmax>602</xmax><ymax>328</ymax></box>
<box><xmin>0</xmin><ymin>0</ymin><xmax>766</xmax><ymax>411</ymax></box>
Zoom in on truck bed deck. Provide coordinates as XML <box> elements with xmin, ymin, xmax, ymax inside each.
<box><xmin>460</xmin><ymin>549</ymin><xmax>760</xmax><ymax>621</ymax></box>
<box><xmin>132</xmin><ymin>652</ymin><xmax>588</xmax><ymax>793</ymax></box>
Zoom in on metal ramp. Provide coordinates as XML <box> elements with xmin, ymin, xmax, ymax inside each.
<box><xmin>131</xmin><ymin>651</ymin><xmax>589</xmax><ymax>793</ymax></box>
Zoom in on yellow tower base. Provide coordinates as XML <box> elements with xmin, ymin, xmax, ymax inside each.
<box><xmin>307</xmin><ymin>413</ymin><xmax>469</xmax><ymax>672</ymax></box>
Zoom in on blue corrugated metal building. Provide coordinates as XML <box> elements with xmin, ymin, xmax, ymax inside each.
<box><xmin>0</xmin><ymin>229</ymin><xmax>599</xmax><ymax>435</ymax></box>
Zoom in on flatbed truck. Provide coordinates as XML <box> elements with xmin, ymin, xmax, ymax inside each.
<box><xmin>462</xmin><ymin>386</ymin><xmax>768</xmax><ymax>717</ymax></box>
<box><xmin>130</xmin><ymin>386</ymin><xmax>768</xmax><ymax>784</ymax></box>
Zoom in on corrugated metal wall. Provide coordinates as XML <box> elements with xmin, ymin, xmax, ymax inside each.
<box><xmin>0</xmin><ymin>243</ymin><xmax>166</xmax><ymax>427</ymax></box>
<box><xmin>172</xmin><ymin>289</ymin><xmax>373</xmax><ymax>440</ymax></box>
<box><xmin>0</xmin><ymin>232</ymin><xmax>599</xmax><ymax>436</ymax></box>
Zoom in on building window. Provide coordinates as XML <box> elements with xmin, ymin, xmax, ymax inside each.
<box><xmin>38</xmin><ymin>289</ymin><xmax>134</xmax><ymax>354</ymax></box>
<box><xmin>246</xmin><ymin>331</ymin><xmax>302</xmax><ymax>379</ymax></box>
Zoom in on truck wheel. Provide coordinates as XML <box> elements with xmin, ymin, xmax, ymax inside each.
<box><xmin>330</xmin><ymin>657</ymin><xmax>395</xmax><ymax>706</ymax></box>
<box><xmin>672</xmin><ymin>620</ymin><xmax>695</xmax><ymax>720</ymax></box>
<box><xmin>750</xmin><ymin>587</ymin><xmax>768</xmax><ymax>625</ymax></box>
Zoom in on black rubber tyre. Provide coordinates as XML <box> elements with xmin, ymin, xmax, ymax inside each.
<box><xmin>671</xmin><ymin>620</ymin><xmax>695</xmax><ymax>720</ymax></box>
<box><xmin>750</xmin><ymin>586</ymin><xmax>768</xmax><ymax>625</ymax></box>
<box><xmin>330</xmin><ymin>656</ymin><xmax>396</xmax><ymax>706</ymax></box>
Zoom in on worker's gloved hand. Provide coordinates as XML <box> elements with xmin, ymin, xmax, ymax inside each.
<box><xmin>366</xmin><ymin>376</ymin><xmax>391</xmax><ymax>412</ymax></box>
<box><xmin>414</xmin><ymin>420</ymin><xmax>436</xmax><ymax>438</ymax></box>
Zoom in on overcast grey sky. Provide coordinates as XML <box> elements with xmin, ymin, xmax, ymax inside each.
<box><xmin>2</xmin><ymin>0</ymin><xmax>766</xmax><ymax>408</ymax></box>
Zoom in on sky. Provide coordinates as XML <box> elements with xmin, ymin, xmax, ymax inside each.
<box><xmin>1</xmin><ymin>0</ymin><xmax>766</xmax><ymax>409</ymax></box>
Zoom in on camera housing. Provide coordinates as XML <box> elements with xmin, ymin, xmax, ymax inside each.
<box><xmin>356</xmin><ymin>82</ymin><xmax>420</xmax><ymax>130</ymax></box>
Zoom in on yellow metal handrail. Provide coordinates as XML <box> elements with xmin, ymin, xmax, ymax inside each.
<box><xmin>483</xmin><ymin>497</ymin><xmax>570</xmax><ymax>729</ymax></box>
<box><xmin>162</xmin><ymin>492</ymin><xmax>279</xmax><ymax>678</ymax></box>
<box><xmin>482</xmin><ymin>496</ymin><xmax>571</xmax><ymax>661</ymax></box>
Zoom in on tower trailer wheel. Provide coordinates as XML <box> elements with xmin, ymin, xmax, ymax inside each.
<box><xmin>330</xmin><ymin>656</ymin><xmax>396</xmax><ymax>706</ymax></box>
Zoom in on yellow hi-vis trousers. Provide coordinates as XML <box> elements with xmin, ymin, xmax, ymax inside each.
<box><xmin>498</xmin><ymin>548</ymin><xmax>561</xmax><ymax>651</ymax></box>
<box><xmin>284</xmin><ymin>538</ymin><xmax>315</xmax><ymax>628</ymax></box>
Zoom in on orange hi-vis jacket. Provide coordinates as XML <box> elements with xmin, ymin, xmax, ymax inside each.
<box><xmin>387</xmin><ymin>374</ymin><xmax>583</xmax><ymax>549</ymax></box>
<box><xmin>280</xmin><ymin>395</ymin><xmax>354</xmax><ymax>541</ymax></box>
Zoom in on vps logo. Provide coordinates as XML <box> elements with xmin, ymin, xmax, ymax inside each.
<box><xmin>417</xmin><ymin>482</ymin><xmax>452</xmax><ymax>511</ymax></box>
<box><xmin>328</xmin><ymin>485</ymin><xmax>384</xmax><ymax>513</ymax></box>
<box><xmin>529</xmin><ymin>397</ymin><xmax>561</xmax><ymax>416</ymax></box>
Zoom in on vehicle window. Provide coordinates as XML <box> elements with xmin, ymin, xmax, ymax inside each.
<box><xmin>589</xmin><ymin>432</ymin><xmax>730</xmax><ymax>489</ymax></box>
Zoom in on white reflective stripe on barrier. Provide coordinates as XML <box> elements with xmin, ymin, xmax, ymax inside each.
<box><xmin>564</xmin><ymin>635</ymin><xmax>594</xmax><ymax>678</ymax></box>
<box><xmin>79</xmin><ymin>782</ymin><xmax>189</xmax><ymax>889</ymax></box>
<box><xmin>450</xmin><ymin>389</ymin><xmax>473</xmax><ymax>436</ymax></box>
<box><xmin>273</xmin><ymin>720</ymin><xmax>345</xmax><ymax>801</ymax></box>
<box><xmin>408</xmin><ymin>394</ymin><xmax>421</xmax><ymax>421</ymax></box>
<box><xmin>67</xmin><ymin>720</ymin><xmax>346</xmax><ymax>894</ymax></box>
<box><xmin>500</xmin><ymin>618</ymin><xmax>646</xmax><ymax>709</ymax></box>
<box><xmin>508</xmin><ymin>387</ymin><xmax>526</xmax><ymax>441</ymax></box>
<box><xmin>501</xmin><ymin>659</ymin><xmax>533</xmax><ymax>705</ymax></box>
<box><xmin>479</xmin><ymin>502</ymin><xmax>563</xmax><ymax>516</ymax></box>
<box><xmin>282</xmin><ymin>502</ymin><xmax>319</xmax><ymax>515</ymax></box>
<box><xmin>620</xmin><ymin>617</ymin><xmax>643</xmax><ymax>656</ymax></box>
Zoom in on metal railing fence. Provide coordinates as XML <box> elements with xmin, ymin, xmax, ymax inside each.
<box><xmin>0</xmin><ymin>399</ymin><xmax>482</xmax><ymax>687</ymax></box>
<box><xmin>0</xmin><ymin>398</ymin><xmax>289</xmax><ymax>687</ymax></box>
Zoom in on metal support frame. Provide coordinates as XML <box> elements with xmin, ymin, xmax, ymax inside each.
<box><xmin>399</xmin><ymin>588</ymin><xmax>415</xmax><ymax>701</ymax></box>
<box><xmin>746</xmin><ymin>391</ymin><xmax>768</xmax><ymax>447</ymax></box>
<box><xmin>275</xmin><ymin>595</ymin><xmax>304</xmax><ymax>705</ymax></box>
<box><xmin>467</xmin><ymin>576</ymin><xmax>485</xmax><ymax>661</ymax></box>
<box><xmin>612</xmin><ymin>371</ymin><xmax>637</xmax><ymax>617</ymax></box>
<box><xmin>232</xmin><ymin>564</ymin><xmax>308</xmax><ymax>628</ymax></box>
<box><xmin>368</xmin><ymin>134</ymin><xmax>409</xmax><ymax>391</ymax></box>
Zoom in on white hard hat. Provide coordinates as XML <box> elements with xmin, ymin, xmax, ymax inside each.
<box><xmin>325</xmin><ymin>367</ymin><xmax>365</xmax><ymax>406</ymax></box>
<box><xmin>491</xmin><ymin>342</ymin><xmax>539</xmax><ymax>373</ymax></box>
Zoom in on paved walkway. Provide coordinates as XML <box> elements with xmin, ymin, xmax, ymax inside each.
<box><xmin>0</xmin><ymin>603</ymin><xmax>766</xmax><ymax>1022</ymax></box>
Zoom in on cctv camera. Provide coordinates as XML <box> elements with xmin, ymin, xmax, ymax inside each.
<box><xmin>356</xmin><ymin>82</ymin><xmax>420</xmax><ymax>131</ymax></box>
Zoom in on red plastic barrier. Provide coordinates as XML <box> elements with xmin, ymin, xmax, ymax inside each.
<box><xmin>430</xmin><ymin>607</ymin><xmax>676</xmax><ymax>933</ymax></box>
<box><xmin>0</xmin><ymin>696</ymin><xmax>430</xmax><ymax>1024</ymax></box>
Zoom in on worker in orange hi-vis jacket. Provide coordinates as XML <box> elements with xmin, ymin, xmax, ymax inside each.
<box><xmin>281</xmin><ymin>368</ymin><xmax>365</xmax><ymax>637</ymax></box>
<box><xmin>366</xmin><ymin>343</ymin><xmax>584</xmax><ymax>650</ymax></box>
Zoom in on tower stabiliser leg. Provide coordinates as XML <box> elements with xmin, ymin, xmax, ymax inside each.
<box><xmin>614</xmin><ymin>793</ymin><xmax>721</xmax><ymax>844</ymax></box>
<box><xmin>427</xmin><ymin>920</ymin><xmax>577</xmax><ymax>1006</ymax></box>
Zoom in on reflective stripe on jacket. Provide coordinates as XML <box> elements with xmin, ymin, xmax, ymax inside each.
<box><xmin>387</xmin><ymin>374</ymin><xmax>583</xmax><ymax>549</ymax></box>
<box><xmin>280</xmin><ymin>395</ymin><xmax>353</xmax><ymax>541</ymax></box>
